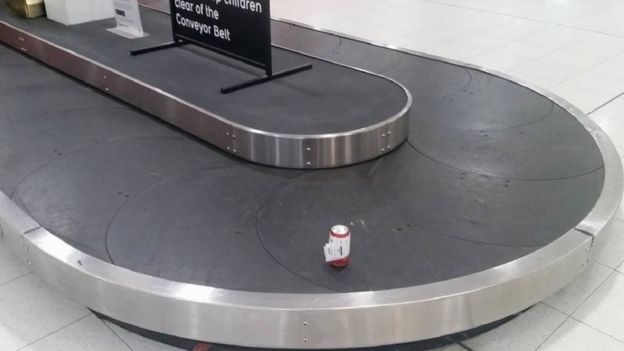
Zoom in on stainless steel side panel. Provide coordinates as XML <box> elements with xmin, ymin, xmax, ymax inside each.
<box><xmin>22</xmin><ymin>226</ymin><xmax>590</xmax><ymax>349</ymax></box>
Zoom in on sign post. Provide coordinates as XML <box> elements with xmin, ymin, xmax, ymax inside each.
<box><xmin>131</xmin><ymin>0</ymin><xmax>312</xmax><ymax>94</ymax></box>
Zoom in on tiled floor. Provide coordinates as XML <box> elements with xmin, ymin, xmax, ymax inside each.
<box><xmin>3</xmin><ymin>0</ymin><xmax>624</xmax><ymax>350</ymax></box>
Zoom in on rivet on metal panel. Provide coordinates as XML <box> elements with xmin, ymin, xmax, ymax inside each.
<box><xmin>306</xmin><ymin>147</ymin><xmax>311</xmax><ymax>151</ymax></box>
<box><xmin>232</xmin><ymin>135</ymin><xmax>236</xmax><ymax>139</ymax></box>
<box><xmin>303</xmin><ymin>321</ymin><xmax>308</xmax><ymax>326</ymax></box>
<box><xmin>381</xmin><ymin>148</ymin><xmax>386</xmax><ymax>152</ymax></box>
<box><xmin>27</xmin><ymin>260</ymin><xmax>32</xmax><ymax>266</ymax></box>
<box><xmin>226</xmin><ymin>146</ymin><xmax>231</xmax><ymax>150</ymax></box>
<box><xmin>306</xmin><ymin>161</ymin><xmax>312</xmax><ymax>166</ymax></box>
<box><xmin>303</xmin><ymin>338</ymin><xmax>309</xmax><ymax>343</ymax></box>
<box><xmin>388</xmin><ymin>130</ymin><xmax>392</xmax><ymax>135</ymax></box>
<box><xmin>105</xmin><ymin>88</ymin><xmax>110</xmax><ymax>92</ymax></box>
<box><xmin>382</xmin><ymin>133</ymin><xmax>386</xmax><ymax>137</ymax></box>
<box><xmin>233</xmin><ymin>149</ymin><xmax>237</xmax><ymax>153</ymax></box>
<box><xmin>226</xmin><ymin>132</ymin><xmax>230</xmax><ymax>136</ymax></box>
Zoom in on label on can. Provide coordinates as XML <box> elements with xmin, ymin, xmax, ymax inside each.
<box><xmin>324</xmin><ymin>225</ymin><xmax>350</xmax><ymax>262</ymax></box>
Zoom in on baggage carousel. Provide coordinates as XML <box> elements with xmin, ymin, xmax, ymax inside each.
<box><xmin>0</xmin><ymin>2</ymin><xmax>622</xmax><ymax>350</ymax></box>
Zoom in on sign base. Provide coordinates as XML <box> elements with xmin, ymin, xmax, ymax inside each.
<box><xmin>220</xmin><ymin>63</ymin><xmax>313</xmax><ymax>94</ymax></box>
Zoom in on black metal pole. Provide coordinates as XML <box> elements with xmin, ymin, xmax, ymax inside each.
<box><xmin>220</xmin><ymin>63</ymin><xmax>313</xmax><ymax>94</ymax></box>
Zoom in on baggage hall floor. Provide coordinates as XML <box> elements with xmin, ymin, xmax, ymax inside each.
<box><xmin>2</xmin><ymin>0</ymin><xmax>624</xmax><ymax>350</ymax></box>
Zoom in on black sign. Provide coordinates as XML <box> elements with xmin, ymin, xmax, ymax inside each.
<box><xmin>169</xmin><ymin>0</ymin><xmax>271</xmax><ymax>72</ymax></box>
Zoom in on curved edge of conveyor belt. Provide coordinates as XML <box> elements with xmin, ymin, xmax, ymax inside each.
<box><xmin>0</xmin><ymin>19</ymin><xmax>622</xmax><ymax>350</ymax></box>
<box><xmin>0</xmin><ymin>19</ymin><xmax>412</xmax><ymax>169</ymax></box>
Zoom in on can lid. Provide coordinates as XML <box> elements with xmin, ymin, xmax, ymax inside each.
<box><xmin>331</xmin><ymin>225</ymin><xmax>349</xmax><ymax>236</ymax></box>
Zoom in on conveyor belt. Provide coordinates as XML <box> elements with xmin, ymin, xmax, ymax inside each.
<box><xmin>0</xmin><ymin>6</ymin><xmax>620</xmax><ymax>349</ymax></box>
<box><xmin>2</xmin><ymin>41</ymin><xmax>604</xmax><ymax>292</ymax></box>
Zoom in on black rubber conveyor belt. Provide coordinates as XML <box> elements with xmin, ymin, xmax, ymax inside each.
<box><xmin>0</xmin><ymin>34</ymin><xmax>604</xmax><ymax>293</ymax></box>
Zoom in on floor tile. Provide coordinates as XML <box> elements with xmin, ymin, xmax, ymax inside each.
<box><xmin>20</xmin><ymin>314</ymin><xmax>130</xmax><ymax>351</ymax></box>
<box><xmin>589</xmin><ymin>218</ymin><xmax>624</xmax><ymax>269</ymax></box>
<box><xmin>105</xmin><ymin>321</ymin><xmax>184</xmax><ymax>351</ymax></box>
<box><xmin>0</xmin><ymin>274</ymin><xmax>89</xmax><ymax>350</ymax></box>
<box><xmin>592</xmin><ymin>115</ymin><xmax>624</xmax><ymax>149</ymax></box>
<box><xmin>540</xmin><ymin>49</ymin><xmax>607</xmax><ymax>72</ymax></box>
<box><xmin>509</xmin><ymin>60</ymin><xmax>581</xmax><ymax>89</ymax></box>
<box><xmin>544</xmin><ymin>262</ymin><xmax>613</xmax><ymax>315</ymax></box>
<box><xmin>463</xmin><ymin>303</ymin><xmax>567</xmax><ymax>351</ymax></box>
<box><xmin>562</xmin><ymin>75</ymin><xmax>624</xmax><ymax>102</ymax></box>
<box><xmin>468</xmin><ymin>49</ymin><xmax>534</xmax><ymax>72</ymax></box>
<box><xmin>574</xmin><ymin>272</ymin><xmax>624</xmax><ymax>342</ymax></box>
<box><xmin>0</xmin><ymin>241</ymin><xmax>30</xmax><ymax>286</ymax></box>
<box><xmin>537</xmin><ymin>318</ymin><xmax>624</xmax><ymax>351</ymax></box>
<box><xmin>549</xmin><ymin>83</ymin><xmax>609</xmax><ymax>113</ymax></box>
<box><xmin>593</xmin><ymin>95</ymin><xmax>624</xmax><ymax>122</ymax></box>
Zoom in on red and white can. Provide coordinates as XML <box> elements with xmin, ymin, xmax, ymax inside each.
<box><xmin>324</xmin><ymin>224</ymin><xmax>351</xmax><ymax>267</ymax></box>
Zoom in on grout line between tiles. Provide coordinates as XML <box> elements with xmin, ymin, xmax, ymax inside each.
<box><xmin>589</xmin><ymin>91</ymin><xmax>624</xmax><ymax>115</ymax></box>
<box><xmin>14</xmin><ymin>312</ymin><xmax>91</xmax><ymax>351</ymax></box>
<box><xmin>568</xmin><ymin>269</ymin><xmax>616</xmax><ymax>316</ymax></box>
<box><xmin>570</xmin><ymin>315</ymin><xmax>624</xmax><ymax>344</ymax></box>
<box><xmin>534</xmin><ymin>314</ymin><xmax>571</xmax><ymax>351</ymax></box>
<box><xmin>0</xmin><ymin>271</ymin><xmax>32</xmax><ymax>288</ymax></box>
<box><xmin>101</xmin><ymin>319</ymin><xmax>135</xmax><ymax>351</ymax></box>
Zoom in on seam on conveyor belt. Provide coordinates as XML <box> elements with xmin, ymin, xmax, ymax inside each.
<box><xmin>254</xmin><ymin>170</ymin><xmax>336</xmax><ymax>293</ymax></box>
<box><xmin>406</xmin><ymin>141</ymin><xmax>606</xmax><ymax>182</ymax></box>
